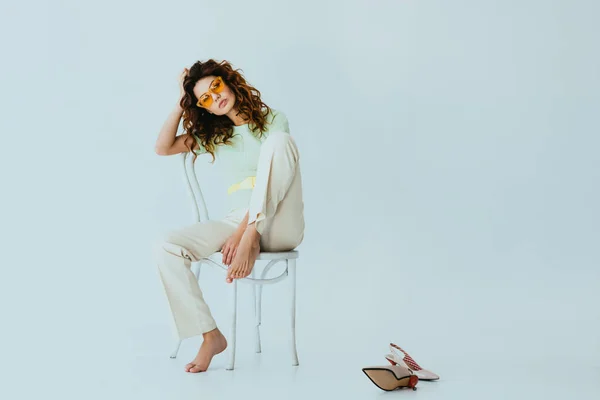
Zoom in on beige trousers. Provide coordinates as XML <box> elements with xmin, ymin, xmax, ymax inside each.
<box><xmin>154</xmin><ymin>131</ymin><xmax>305</xmax><ymax>340</ymax></box>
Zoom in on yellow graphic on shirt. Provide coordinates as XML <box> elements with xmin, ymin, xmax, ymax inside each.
<box><xmin>227</xmin><ymin>176</ymin><xmax>256</xmax><ymax>195</ymax></box>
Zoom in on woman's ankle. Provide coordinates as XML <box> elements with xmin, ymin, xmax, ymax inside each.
<box><xmin>202</xmin><ymin>327</ymin><xmax>221</xmax><ymax>339</ymax></box>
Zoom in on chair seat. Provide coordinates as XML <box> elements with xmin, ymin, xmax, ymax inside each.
<box><xmin>213</xmin><ymin>250</ymin><xmax>299</xmax><ymax>260</ymax></box>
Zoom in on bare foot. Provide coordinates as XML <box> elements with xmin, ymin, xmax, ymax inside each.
<box><xmin>226</xmin><ymin>223</ymin><xmax>260</xmax><ymax>283</ymax></box>
<box><xmin>184</xmin><ymin>328</ymin><xmax>227</xmax><ymax>373</ymax></box>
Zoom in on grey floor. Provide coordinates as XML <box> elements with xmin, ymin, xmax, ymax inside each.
<box><xmin>8</xmin><ymin>257</ymin><xmax>599</xmax><ymax>400</ymax></box>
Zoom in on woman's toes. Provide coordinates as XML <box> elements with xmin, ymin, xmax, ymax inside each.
<box><xmin>185</xmin><ymin>362</ymin><xmax>194</xmax><ymax>372</ymax></box>
<box><xmin>189</xmin><ymin>364</ymin><xmax>205</xmax><ymax>373</ymax></box>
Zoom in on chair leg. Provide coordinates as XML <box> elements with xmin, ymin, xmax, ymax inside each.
<box><xmin>226</xmin><ymin>280</ymin><xmax>238</xmax><ymax>370</ymax></box>
<box><xmin>288</xmin><ymin>259</ymin><xmax>299</xmax><ymax>366</ymax></box>
<box><xmin>257</xmin><ymin>276</ymin><xmax>264</xmax><ymax>334</ymax></box>
<box><xmin>170</xmin><ymin>340</ymin><xmax>182</xmax><ymax>359</ymax></box>
<box><xmin>252</xmin><ymin>270</ymin><xmax>262</xmax><ymax>353</ymax></box>
<box><xmin>193</xmin><ymin>261</ymin><xmax>202</xmax><ymax>280</ymax></box>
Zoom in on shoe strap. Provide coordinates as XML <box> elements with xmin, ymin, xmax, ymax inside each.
<box><xmin>390</xmin><ymin>343</ymin><xmax>423</xmax><ymax>371</ymax></box>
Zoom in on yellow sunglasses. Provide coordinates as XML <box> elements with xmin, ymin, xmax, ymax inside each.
<box><xmin>196</xmin><ymin>76</ymin><xmax>225</xmax><ymax>108</ymax></box>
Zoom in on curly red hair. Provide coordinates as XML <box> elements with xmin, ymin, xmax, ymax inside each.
<box><xmin>180</xmin><ymin>59</ymin><xmax>272</xmax><ymax>162</ymax></box>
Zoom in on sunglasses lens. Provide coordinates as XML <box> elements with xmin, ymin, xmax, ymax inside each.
<box><xmin>211</xmin><ymin>77</ymin><xmax>224</xmax><ymax>93</ymax></box>
<box><xmin>198</xmin><ymin>96</ymin><xmax>212</xmax><ymax>108</ymax></box>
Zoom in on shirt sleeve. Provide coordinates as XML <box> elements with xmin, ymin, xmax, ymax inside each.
<box><xmin>269</xmin><ymin>109</ymin><xmax>290</xmax><ymax>133</ymax></box>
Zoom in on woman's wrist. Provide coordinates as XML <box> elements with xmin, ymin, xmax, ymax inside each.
<box><xmin>234</xmin><ymin>224</ymin><xmax>246</xmax><ymax>237</ymax></box>
<box><xmin>236</xmin><ymin>211</ymin><xmax>250</xmax><ymax>235</ymax></box>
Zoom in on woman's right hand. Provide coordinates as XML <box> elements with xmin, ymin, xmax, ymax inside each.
<box><xmin>221</xmin><ymin>230</ymin><xmax>244</xmax><ymax>266</ymax></box>
<box><xmin>179</xmin><ymin>68</ymin><xmax>189</xmax><ymax>102</ymax></box>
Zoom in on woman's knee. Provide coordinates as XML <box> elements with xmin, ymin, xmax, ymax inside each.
<box><xmin>265</xmin><ymin>131</ymin><xmax>293</xmax><ymax>148</ymax></box>
<box><xmin>153</xmin><ymin>235</ymin><xmax>193</xmax><ymax>268</ymax></box>
<box><xmin>263</xmin><ymin>131</ymin><xmax>299</xmax><ymax>161</ymax></box>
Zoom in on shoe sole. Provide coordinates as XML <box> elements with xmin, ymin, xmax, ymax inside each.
<box><xmin>362</xmin><ymin>367</ymin><xmax>418</xmax><ymax>391</ymax></box>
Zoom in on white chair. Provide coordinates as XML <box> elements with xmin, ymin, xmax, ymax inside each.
<box><xmin>168</xmin><ymin>151</ymin><xmax>300</xmax><ymax>370</ymax></box>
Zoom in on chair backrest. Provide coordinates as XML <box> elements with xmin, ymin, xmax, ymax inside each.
<box><xmin>181</xmin><ymin>152</ymin><xmax>210</xmax><ymax>223</ymax></box>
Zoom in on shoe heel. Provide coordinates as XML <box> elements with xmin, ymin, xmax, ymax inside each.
<box><xmin>409</xmin><ymin>375</ymin><xmax>419</xmax><ymax>391</ymax></box>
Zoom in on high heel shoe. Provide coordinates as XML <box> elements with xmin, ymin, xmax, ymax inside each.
<box><xmin>385</xmin><ymin>343</ymin><xmax>440</xmax><ymax>381</ymax></box>
<box><xmin>362</xmin><ymin>364</ymin><xmax>419</xmax><ymax>391</ymax></box>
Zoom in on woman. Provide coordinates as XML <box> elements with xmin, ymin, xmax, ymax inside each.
<box><xmin>154</xmin><ymin>59</ymin><xmax>305</xmax><ymax>373</ymax></box>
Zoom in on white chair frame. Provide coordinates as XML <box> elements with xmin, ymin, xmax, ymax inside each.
<box><xmin>169</xmin><ymin>151</ymin><xmax>300</xmax><ymax>370</ymax></box>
